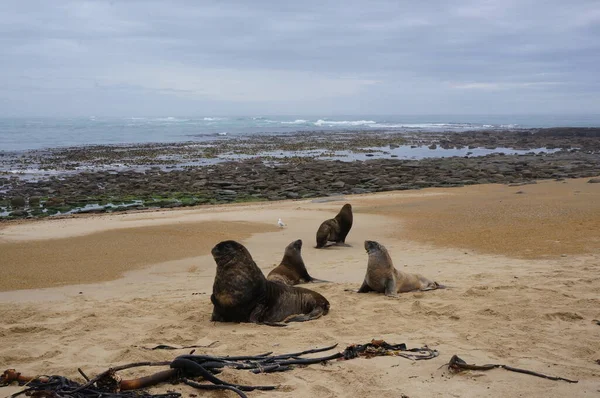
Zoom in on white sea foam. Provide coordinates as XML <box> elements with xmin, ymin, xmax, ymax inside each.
<box><xmin>281</xmin><ymin>119</ymin><xmax>308</xmax><ymax>124</ymax></box>
<box><xmin>314</xmin><ymin>119</ymin><xmax>376</xmax><ymax>126</ymax></box>
<box><xmin>203</xmin><ymin>117</ymin><xmax>225</xmax><ymax>121</ymax></box>
<box><xmin>8</xmin><ymin>169</ymin><xmax>62</xmax><ymax>175</ymax></box>
<box><xmin>154</xmin><ymin>117</ymin><xmax>189</xmax><ymax>122</ymax></box>
<box><xmin>370</xmin><ymin>122</ymin><xmax>487</xmax><ymax>129</ymax></box>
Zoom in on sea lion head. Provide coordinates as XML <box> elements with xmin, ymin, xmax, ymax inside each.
<box><xmin>286</xmin><ymin>239</ymin><xmax>303</xmax><ymax>253</ymax></box>
<box><xmin>342</xmin><ymin>203</ymin><xmax>352</xmax><ymax>211</ymax></box>
<box><xmin>211</xmin><ymin>240</ymin><xmax>251</xmax><ymax>266</ymax></box>
<box><xmin>282</xmin><ymin>239</ymin><xmax>306</xmax><ymax>269</ymax></box>
<box><xmin>364</xmin><ymin>240</ymin><xmax>394</xmax><ymax>269</ymax></box>
<box><xmin>364</xmin><ymin>240</ymin><xmax>383</xmax><ymax>254</ymax></box>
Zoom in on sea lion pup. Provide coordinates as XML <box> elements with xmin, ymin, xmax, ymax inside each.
<box><xmin>210</xmin><ymin>240</ymin><xmax>330</xmax><ymax>324</ymax></box>
<box><xmin>357</xmin><ymin>240</ymin><xmax>443</xmax><ymax>296</ymax></box>
<box><xmin>315</xmin><ymin>203</ymin><xmax>353</xmax><ymax>248</ymax></box>
<box><xmin>267</xmin><ymin>239</ymin><xmax>329</xmax><ymax>285</ymax></box>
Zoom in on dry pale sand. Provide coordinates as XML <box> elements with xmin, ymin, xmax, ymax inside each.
<box><xmin>1</xmin><ymin>177</ymin><xmax>599</xmax><ymax>397</ymax></box>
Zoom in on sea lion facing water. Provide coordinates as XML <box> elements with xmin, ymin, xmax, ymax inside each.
<box><xmin>315</xmin><ymin>203</ymin><xmax>353</xmax><ymax>248</ymax></box>
<box><xmin>210</xmin><ymin>240</ymin><xmax>330</xmax><ymax>324</ymax></box>
<box><xmin>267</xmin><ymin>239</ymin><xmax>329</xmax><ymax>285</ymax></box>
<box><xmin>358</xmin><ymin>240</ymin><xmax>443</xmax><ymax>296</ymax></box>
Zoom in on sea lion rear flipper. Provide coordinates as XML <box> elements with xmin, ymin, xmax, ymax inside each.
<box><xmin>420</xmin><ymin>281</ymin><xmax>445</xmax><ymax>291</ymax></box>
<box><xmin>283</xmin><ymin>308</ymin><xmax>325</xmax><ymax>323</ymax></box>
<box><xmin>356</xmin><ymin>280</ymin><xmax>373</xmax><ymax>293</ymax></box>
<box><xmin>260</xmin><ymin>321</ymin><xmax>288</xmax><ymax>327</ymax></box>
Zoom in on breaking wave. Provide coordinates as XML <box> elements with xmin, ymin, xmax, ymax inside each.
<box><xmin>314</xmin><ymin>119</ymin><xmax>377</xmax><ymax>126</ymax></box>
<box><xmin>281</xmin><ymin>119</ymin><xmax>309</xmax><ymax>124</ymax></box>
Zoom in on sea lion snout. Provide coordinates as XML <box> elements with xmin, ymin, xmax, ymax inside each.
<box><xmin>364</xmin><ymin>240</ymin><xmax>378</xmax><ymax>252</ymax></box>
<box><xmin>293</xmin><ymin>239</ymin><xmax>302</xmax><ymax>250</ymax></box>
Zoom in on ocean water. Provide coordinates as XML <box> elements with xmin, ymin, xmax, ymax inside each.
<box><xmin>0</xmin><ymin>114</ymin><xmax>599</xmax><ymax>151</ymax></box>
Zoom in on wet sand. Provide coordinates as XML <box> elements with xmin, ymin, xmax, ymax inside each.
<box><xmin>361</xmin><ymin>178</ymin><xmax>600</xmax><ymax>258</ymax></box>
<box><xmin>0</xmin><ymin>221</ymin><xmax>277</xmax><ymax>291</ymax></box>
<box><xmin>1</xmin><ymin>177</ymin><xmax>599</xmax><ymax>397</ymax></box>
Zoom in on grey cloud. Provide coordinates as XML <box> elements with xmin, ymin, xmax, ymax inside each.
<box><xmin>1</xmin><ymin>0</ymin><xmax>599</xmax><ymax>115</ymax></box>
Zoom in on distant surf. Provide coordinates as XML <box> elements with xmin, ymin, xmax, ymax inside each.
<box><xmin>1</xmin><ymin>114</ymin><xmax>599</xmax><ymax>151</ymax></box>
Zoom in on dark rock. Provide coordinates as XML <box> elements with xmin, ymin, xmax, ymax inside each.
<box><xmin>341</xmin><ymin>177</ymin><xmax>360</xmax><ymax>185</ymax></box>
<box><xmin>588</xmin><ymin>177</ymin><xmax>600</xmax><ymax>183</ymax></box>
<box><xmin>10</xmin><ymin>196</ymin><xmax>26</xmax><ymax>208</ymax></box>
<box><xmin>508</xmin><ymin>181</ymin><xmax>537</xmax><ymax>186</ymax></box>
<box><xmin>77</xmin><ymin>207</ymin><xmax>107</xmax><ymax>214</ymax></box>
<box><xmin>45</xmin><ymin>197</ymin><xmax>64</xmax><ymax>207</ymax></box>
<box><xmin>162</xmin><ymin>202</ymin><xmax>183</xmax><ymax>208</ymax></box>
<box><xmin>191</xmin><ymin>180</ymin><xmax>207</xmax><ymax>189</ymax></box>
<box><xmin>211</xmin><ymin>180</ymin><xmax>234</xmax><ymax>186</ymax></box>
<box><xmin>413</xmin><ymin>180</ymin><xmax>432</xmax><ymax>187</ymax></box>
<box><xmin>28</xmin><ymin>196</ymin><xmax>41</xmax><ymax>206</ymax></box>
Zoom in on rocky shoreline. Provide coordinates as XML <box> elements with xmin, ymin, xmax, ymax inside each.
<box><xmin>1</xmin><ymin>128</ymin><xmax>599</xmax><ymax>219</ymax></box>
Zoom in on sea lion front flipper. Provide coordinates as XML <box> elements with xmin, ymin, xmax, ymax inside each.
<box><xmin>248</xmin><ymin>302</ymin><xmax>268</xmax><ymax>324</ymax></box>
<box><xmin>384</xmin><ymin>279</ymin><xmax>398</xmax><ymax>297</ymax></box>
<box><xmin>315</xmin><ymin>223</ymin><xmax>331</xmax><ymax>248</ymax></box>
<box><xmin>356</xmin><ymin>280</ymin><xmax>373</xmax><ymax>293</ymax></box>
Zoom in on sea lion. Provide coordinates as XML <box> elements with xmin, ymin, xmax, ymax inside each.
<box><xmin>267</xmin><ymin>239</ymin><xmax>329</xmax><ymax>285</ymax></box>
<box><xmin>358</xmin><ymin>240</ymin><xmax>443</xmax><ymax>296</ymax></box>
<box><xmin>315</xmin><ymin>203</ymin><xmax>353</xmax><ymax>248</ymax></box>
<box><xmin>210</xmin><ymin>240</ymin><xmax>330</xmax><ymax>324</ymax></box>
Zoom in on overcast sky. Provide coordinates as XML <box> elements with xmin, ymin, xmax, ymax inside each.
<box><xmin>1</xmin><ymin>0</ymin><xmax>599</xmax><ymax>116</ymax></box>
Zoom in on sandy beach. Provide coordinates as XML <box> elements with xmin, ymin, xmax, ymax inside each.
<box><xmin>1</xmin><ymin>177</ymin><xmax>599</xmax><ymax>397</ymax></box>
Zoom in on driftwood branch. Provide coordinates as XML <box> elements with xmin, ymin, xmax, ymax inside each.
<box><xmin>1</xmin><ymin>341</ymin><xmax>439</xmax><ymax>397</ymax></box>
<box><xmin>447</xmin><ymin>355</ymin><xmax>578</xmax><ymax>383</ymax></box>
<box><xmin>68</xmin><ymin>361</ymin><xmax>172</xmax><ymax>393</ymax></box>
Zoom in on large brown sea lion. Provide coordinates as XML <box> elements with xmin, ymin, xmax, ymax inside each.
<box><xmin>315</xmin><ymin>203</ymin><xmax>353</xmax><ymax>248</ymax></box>
<box><xmin>210</xmin><ymin>240</ymin><xmax>330</xmax><ymax>324</ymax></box>
<box><xmin>357</xmin><ymin>240</ymin><xmax>443</xmax><ymax>296</ymax></box>
<box><xmin>267</xmin><ymin>239</ymin><xmax>329</xmax><ymax>285</ymax></box>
